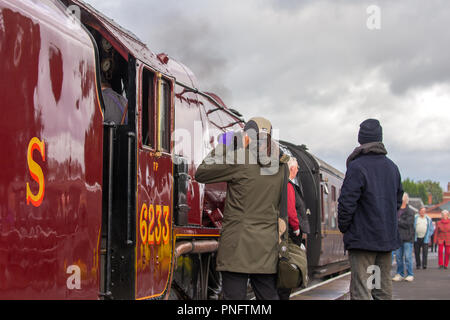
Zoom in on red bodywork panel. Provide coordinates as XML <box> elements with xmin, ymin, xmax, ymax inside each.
<box><xmin>0</xmin><ymin>0</ymin><xmax>244</xmax><ymax>299</ymax></box>
<box><xmin>0</xmin><ymin>0</ymin><xmax>103</xmax><ymax>299</ymax></box>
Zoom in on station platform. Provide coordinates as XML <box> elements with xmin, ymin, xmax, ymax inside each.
<box><xmin>392</xmin><ymin>251</ymin><xmax>450</xmax><ymax>300</ymax></box>
<box><xmin>290</xmin><ymin>272</ymin><xmax>351</xmax><ymax>300</ymax></box>
<box><xmin>290</xmin><ymin>250</ymin><xmax>449</xmax><ymax>300</ymax></box>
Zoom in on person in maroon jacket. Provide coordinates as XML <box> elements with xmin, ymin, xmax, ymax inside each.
<box><xmin>277</xmin><ymin>156</ymin><xmax>309</xmax><ymax>300</ymax></box>
<box><xmin>435</xmin><ymin>210</ymin><xmax>450</xmax><ymax>269</ymax></box>
<box><xmin>287</xmin><ymin>158</ymin><xmax>301</xmax><ymax>238</ymax></box>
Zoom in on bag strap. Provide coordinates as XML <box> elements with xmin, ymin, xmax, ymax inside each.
<box><xmin>278</xmin><ymin>162</ymin><xmax>290</xmax><ymax>259</ymax></box>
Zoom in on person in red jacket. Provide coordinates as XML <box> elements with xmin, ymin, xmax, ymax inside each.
<box><xmin>435</xmin><ymin>210</ymin><xmax>450</xmax><ymax>269</ymax></box>
<box><xmin>287</xmin><ymin>158</ymin><xmax>301</xmax><ymax>238</ymax></box>
<box><xmin>277</xmin><ymin>156</ymin><xmax>307</xmax><ymax>300</ymax></box>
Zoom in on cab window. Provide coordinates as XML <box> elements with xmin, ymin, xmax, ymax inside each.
<box><xmin>159</xmin><ymin>78</ymin><xmax>171</xmax><ymax>152</ymax></box>
<box><xmin>142</xmin><ymin>69</ymin><xmax>155</xmax><ymax>148</ymax></box>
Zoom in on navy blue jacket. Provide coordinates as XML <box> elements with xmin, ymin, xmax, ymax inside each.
<box><xmin>338</xmin><ymin>153</ymin><xmax>403</xmax><ymax>252</ymax></box>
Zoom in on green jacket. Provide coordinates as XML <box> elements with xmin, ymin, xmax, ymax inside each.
<box><xmin>195</xmin><ymin>143</ymin><xmax>289</xmax><ymax>274</ymax></box>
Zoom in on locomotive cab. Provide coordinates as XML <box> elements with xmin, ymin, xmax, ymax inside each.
<box><xmin>67</xmin><ymin>7</ymin><xmax>139</xmax><ymax>299</ymax></box>
<box><xmin>90</xmin><ymin>29</ymin><xmax>130</xmax><ymax>126</ymax></box>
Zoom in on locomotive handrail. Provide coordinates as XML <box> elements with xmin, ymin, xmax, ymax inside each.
<box><xmin>220</xmin><ymin>120</ymin><xmax>245</xmax><ymax>130</ymax></box>
<box><xmin>176</xmin><ymin>82</ymin><xmax>245</xmax><ymax>124</ymax></box>
<box><xmin>126</xmin><ymin>131</ymin><xmax>135</xmax><ymax>246</ymax></box>
<box><xmin>206</xmin><ymin>107</ymin><xmax>221</xmax><ymax>114</ymax></box>
<box><xmin>100</xmin><ymin>122</ymin><xmax>116</xmax><ymax>299</ymax></box>
<box><xmin>200</xmin><ymin>91</ymin><xmax>245</xmax><ymax>126</ymax></box>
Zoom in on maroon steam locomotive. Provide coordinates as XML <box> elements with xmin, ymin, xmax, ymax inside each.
<box><xmin>0</xmin><ymin>0</ymin><xmax>347</xmax><ymax>300</ymax></box>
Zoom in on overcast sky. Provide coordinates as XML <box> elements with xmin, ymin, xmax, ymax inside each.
<box><xmin>86</xmin><ymin>0</ymin><xmax>450</xmax><ymax>192</ymax></box>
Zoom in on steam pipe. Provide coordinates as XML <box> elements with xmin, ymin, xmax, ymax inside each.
<box><xmin>174</xmin><ymin>240</ymin><xmax>219</xmax><ymax>258</ymax></box>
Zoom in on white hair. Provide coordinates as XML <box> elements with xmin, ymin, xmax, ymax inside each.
<box><xmin>288</xmin><ymin>157</ymin><xmax>298</xmax><ymax>169</ymax></box>
<box><xmin>442</xmin><ymin>210</ymin><xmax>449</xmax><ymax>218</ymax></box>
<box><xmin>402</xmin><ymin>192</ymin><xmax>409</xmax><ymax>204</ymax></box>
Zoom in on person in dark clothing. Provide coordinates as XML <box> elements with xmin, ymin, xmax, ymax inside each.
<box><xmin>338</xmin><ymin>118</ymin><xmax>403</xmax><ymax>300</ymax></box>
<box><xmin>277</xmin><ymin>157</ymin><xmax>310</xmax><ymax>300</ymax></box>
<box><xmin>392</xmin><ymin>193</ymin><xmax>415</xmax><ymax>282</ymax></box>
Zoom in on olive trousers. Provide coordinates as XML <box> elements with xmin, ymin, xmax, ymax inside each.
<box><xmin>348</xmin><ymin>249</ymin><xmax>392</xmax><ymax>300</ymax></box>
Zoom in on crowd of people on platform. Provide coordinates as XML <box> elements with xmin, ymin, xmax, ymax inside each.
<box><xmin>392</xmin><ymin>198</ymin><xmax>449</xmax><ymax>283</ymax></box>
<box><xmin>195</xmin><ymin>116</ymin><xmax>449</xmax><ymax>301</ymax></box>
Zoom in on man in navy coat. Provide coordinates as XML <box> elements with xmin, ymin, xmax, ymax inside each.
<box><xmin>338</xmin><ymin>119</ymin><xmax>403</xmax><ymax>300</ymax></box>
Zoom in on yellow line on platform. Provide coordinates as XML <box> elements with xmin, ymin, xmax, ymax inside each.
<box><xmin>290</xmin><ymin>271</ymin><xmax>351</xmax><ymax>298</ymax></box>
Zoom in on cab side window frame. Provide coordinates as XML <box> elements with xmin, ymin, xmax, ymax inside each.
<box><xmin>158</xmin><ymin>76</ymin><xmax>173</xmax><ymax>153</ymax></box>
<box><xmin>141</xmin><ymin>67</ymin><xmax>156</xmax><ymax>150</ymax></box>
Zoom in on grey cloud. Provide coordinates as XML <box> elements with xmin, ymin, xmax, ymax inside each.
<box><xmin>145</xmin><ymin>13</ymin><xmax>230</xmax><ymax>85</ymax></box>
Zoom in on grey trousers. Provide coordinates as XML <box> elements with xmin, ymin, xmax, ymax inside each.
<box><xmin>348</xmin><ymin>249</ymin><xmax>392</xmax><ymax>300</ymax></box>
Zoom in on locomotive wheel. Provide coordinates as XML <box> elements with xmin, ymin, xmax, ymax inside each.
<box><xmin>170</xmin><ymin>253</ymin><xmax>212</xmax><ymax>300</ymax></box>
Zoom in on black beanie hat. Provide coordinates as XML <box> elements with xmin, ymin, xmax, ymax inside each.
<box><xmin>358</xmin><ymin>119</ymin><xmax>382</xmax><ymax>145</ymax></box>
